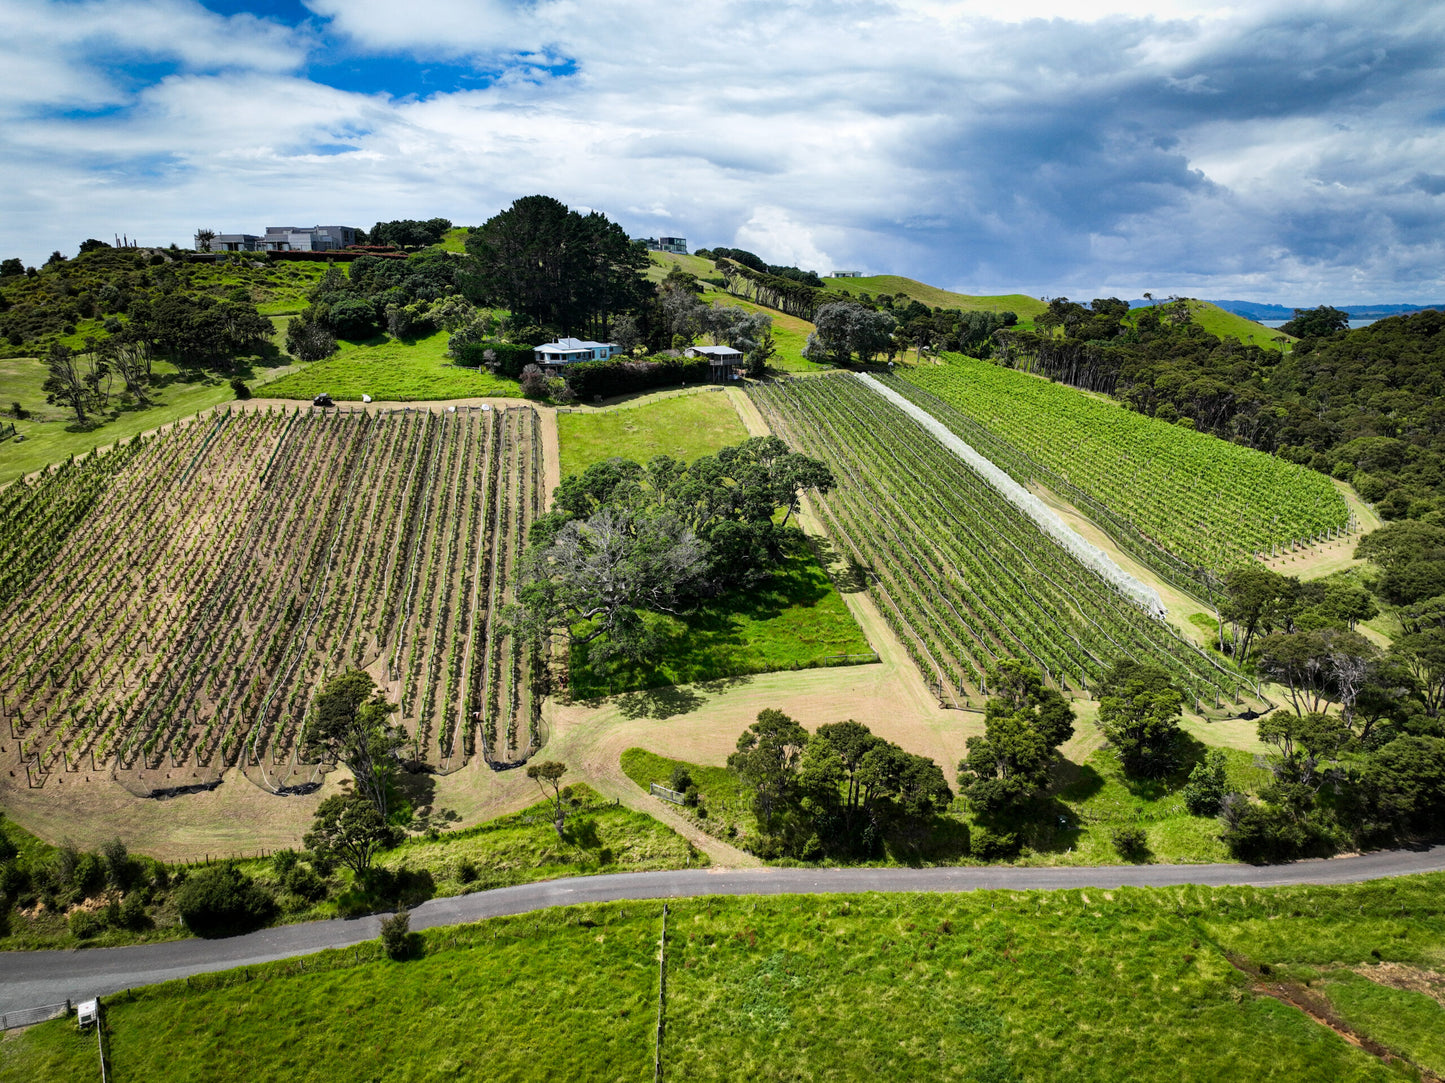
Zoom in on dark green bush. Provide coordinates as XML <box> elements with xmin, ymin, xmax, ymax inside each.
<box><xmin>230</xmin><ymin>378</ymin><xmax>252</xmax><ymax>400</ymax></box>
<box><xmin>453</xmin><ymin>340</ymin><xmax>534</xmax><ymax>376</ymax></box>
<box><xmin>380</xmin><ymin>908</ymin><xmax>417</xmax><ymax>961</ymax></box>
<box><xmin>174</xmin><ymin>865</ymin><xmax>277</xmax><ymax>938</ymax></box>
<box><xmin>68</xmin><ymin>909</ymin><xmax>105</xmax><ymax>939</ymax></box>
<box><xmin>969</xmin><ymin>828</ymin><xmax>1019</xmax><ymax>860</ymax></box>
<box><xmin>1111</xmin><ymin>825</ymin><xmax>1149</xmax><ymax>860</ymax></box>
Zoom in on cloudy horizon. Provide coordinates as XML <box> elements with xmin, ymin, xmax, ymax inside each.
<box><xmin>3</xmin><ymin>0</ymin><xmax>1443</xmax><ymax>306</ymax></box>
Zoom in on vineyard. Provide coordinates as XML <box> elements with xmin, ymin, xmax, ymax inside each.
<box><xmin>749</xmin><ymin>374</ymin><xmax>1241</xmax><ymax>707</ymax></box>
<box><xmin>894</xmin><ymin>359</ymin><xmax>1351</xmax><ymax>591</ymax></box>
<box><xmin>0</xmin><ymin>403</ymin><xmax>545</xmax><ymax>793</ymax></box>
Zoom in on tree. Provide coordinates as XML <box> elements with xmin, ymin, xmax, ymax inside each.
<box><xmin>195</xmin><ymin>229</ymin><xmax>215</xmax><ymax>253</ymax></box>
<box><xmin>1280</xmin><ymin>305</ymin><xmax>1350</xmax><ymax>338</ymax></box>
<box><xmin>1218</xmin><ymin>565</ymin><xmax>1298</xmax><ymax>661</ymax></box>
<box><xmin>1353</xmin><ymin>736</ymin><xmax>1445</xmax><ymax>839</ymax></box>
<box><xmin>803</xmin><ymin>301</ymin><xmax>897</xmax><ymax>365</ymax></box>
<box><xmin>303</xmin><ymin>670</ymin><xmax>406</xmax><ymax>816</ymax></box>
<box><xmin>464</xmin><ymin>195</ymin><xmax>648</xmax><ymax>337</ymax></box>
<box><xmin>0</xmin><ymin>258</ymin><xmax>22</xmax><ymax>277</ymax></box>
<box><xmin>304</xmin><ymin>791</ymin><xmax>402</xmax><ymax>876</ymax></box>
<box><xmin>78</xmin><ymin>239</ymin><xmax>110</xmax><ymax>255</ymax></box>
<box><xmin>728</xmin><ymin>709</ymin><xmax>809</xmax><ymax>831</ymax></box>
<box><xmin>1256</xmin><ymin>710</ymin><xmax>1351</xmax><ymax>788</ymax></box>
<box><xmin>525</xmin><ymin>760</ymin><xmax>571</xmax><ymax>839</ymax></box>
<box><xmin>1394</xmin><ymin>627</ymin><xmax>1445</xmax><ymax>717</ymax></box>
<box><xmin>958</xmin><ymin>661</ymin><xmax>1075</xmax><ymax>814</ymax></box>
<box><xmin>1096</xmin><ymin>660</ymin><xmax>1184</xmax><ymax>777</ymax></box>
<box><xmin>42</xmin><ymin>343</ymin><xmax>97</xmax><ymax>423</ymax></box>
<box><xmin>1181</xmin><ymin>750</ymin><xmax>1229</xmax><ymax>815</ymax></box>
<box><xmin>287</xmin><ymin>316</ymin><xmax>338</xmax><ymax>361</ymax></box>
<box><xmin>98</xmin><ymin>334</ymin><xmax>152</xmax><ymax>404</ymax></box>
<box><xmin>174</xmin><ymin>865</ymin><xmax>276</xmax><ymax>938</ymax></box>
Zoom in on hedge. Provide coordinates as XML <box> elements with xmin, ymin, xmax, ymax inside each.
<box><xmin>562</xmin><ymin>356</ymin><xmax>710</xmax><ymax>400</ymax></box>
<box><xmin>453</xmin><ymin>340</ymin><xmax>536</xmax><ymax>377</ymax></box>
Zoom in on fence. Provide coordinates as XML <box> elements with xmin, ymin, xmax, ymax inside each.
<box><xmin>2</xmin><ymin>1001</ymin><xmax>70</xmax><ymax>1031</ymax></box>
<box><xmin>650</xmin><ymin>783</ymin><xmax>686</xmax><ymax>805</ymax></box>
<box><xmin>0</xmin><ymin>420</ymin><xmax>16</xmax><ymax>441</ymax></box>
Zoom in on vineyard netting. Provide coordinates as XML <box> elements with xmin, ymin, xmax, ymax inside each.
<box><xmin>0</xmin><ymin>403</ymin><xmax>545</xmax><ymax>794</ymax></box>
<box><xmin>748</xmin><ymin>375</ymin><xmax>1241</xmax><ymax>708</ymax></box>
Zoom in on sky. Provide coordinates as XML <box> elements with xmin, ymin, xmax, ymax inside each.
<box><xmin>2</xmin><ymin>0</ymin><xmax>1443</xmax><ymax>305</ymax></box>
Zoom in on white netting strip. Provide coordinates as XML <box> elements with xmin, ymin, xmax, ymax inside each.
<box><xmin>856</xmin><ymin>373</ymin><xmax>1168</xmax><ymax>618</ymax></box>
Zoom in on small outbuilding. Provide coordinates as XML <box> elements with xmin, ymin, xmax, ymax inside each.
<box><xmin>685</xmin><ymin>344</ymin><xmax>744</xmax><ymax>381</ymax></box>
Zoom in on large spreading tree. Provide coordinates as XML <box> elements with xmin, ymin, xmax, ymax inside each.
<box><xmin>464</xmin><ymin>195</ymin><xmax>650</xmax><ymax>338</ymax></box>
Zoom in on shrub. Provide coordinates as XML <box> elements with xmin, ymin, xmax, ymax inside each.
<box><xmin>969</xmin><ymin>828</ymin><xmax>1019</xmax><ymax>860</ymax></box>
<box><xmin>68</xmin><ymin>909</ymin><xmax>105</xmax><ymax>939</ymax></box>
<box><xmin>174</xmin><ymin>865</ymin><xmax>277</xmax><ymax>938</ymax></box>
<box><xmin>230</xmin><ymin>378</ymin><xmax>252</xmax><ymax>400</ymax></box>
<box><xmin>668</xmin><ymin>766</ymin><xmax>694</xmax><ymax>793</ymax></box>
<box><xmin>455</xmin><ymin>859</ymin><xmax>479</xmax><ymax>884</ymax></box>
<box><xmin>118</xmin><ymin>891</ymin><xmax>151</xmax><ymax>931</ymax></box>
<box><xmin>285</xmin><ymin>317</ymin><xmax>338</xmax><ymax>361</ymax></box>
<box><xmin>453</xmin><ymin>340</ymin><xmax>534</xmax><ymax>375</ymax></box>
<box><xmin>1220</xmin><ymin>803</ymin><xmax>1312</xmax><ymax>864</ymax></box>
<box><xmin>562</xmin><ymin>355</ymin><xmax>709</xmax><ymax>401</ymax></box>
<box><xmin>1111</xmin><ymin>825</ymin><xmax>1148</xmax><ymax>860</ymax></box>
<box><xmin>101</xmin><ymin>838</ymin><xmax>134</xmax><ymax>890</ymax></box>
<box><xmin>380</xmin><ymin>908</ymin><xmax>417</xmax><ymax>961</ymax></box>
<box><xmin>520</xmin><ymin>364</ymin><xmax>550</xmax><ymax>399</ymax></box>
<box><xmin>1182</xmin><ymin>750</ymin><xmax>1229</xmax><ymax>816</ymax></box>
<box><xmin>282</xmin><ymin>863</ymin><xmax>326</xmax><ymax>903</ymax></box>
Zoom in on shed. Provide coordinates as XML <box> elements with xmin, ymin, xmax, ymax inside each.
<box><xmin>685</xmin><ymin>344</ymin><xmax>744</xmax><ymax>381</ymax></box>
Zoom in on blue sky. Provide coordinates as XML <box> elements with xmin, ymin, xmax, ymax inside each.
<box><xmin>2</xmin><ymin>0</ymin><xmax>1443</xmax><ymax>304</ymax></box>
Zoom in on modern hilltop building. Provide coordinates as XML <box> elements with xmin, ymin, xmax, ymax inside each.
<box><xmin>197</xmin><ymin>225</ymin><xmax>358</xmax><ymax>252</ymax></box>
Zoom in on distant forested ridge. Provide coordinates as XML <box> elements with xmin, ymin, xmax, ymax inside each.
<box><xmin>994</xmin><ymin>303</ymin><xmax>1445</xmax><ymax>522</ymax></box>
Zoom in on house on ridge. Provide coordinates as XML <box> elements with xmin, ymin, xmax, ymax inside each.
<box><xmin>685</xmin><ymin>344</ymin><xmax>744</xmax><ymax>381</ymax></box>
<box><xmin>533</xmin><ymin>337</ymin><xmax>623</xmax><ymax>368</ymax></box>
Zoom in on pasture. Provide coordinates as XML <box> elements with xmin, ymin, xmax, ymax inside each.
<box><xmin>8</xmin><ymin>875</ymin><xmax>1445</xmax><ymax>1081</ymax></box>
<box><xmin>262</xmin><ymin>329</ymin><xmax>520</xmax><ymax>402</ymax></box>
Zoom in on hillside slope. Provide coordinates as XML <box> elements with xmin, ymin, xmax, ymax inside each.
<box><xmin>1126</xmin><ymin>299</ymin><xmax>1293</xmax><ymax>350</ymax></box>
<box><xmin>821</xmin><ymin>274</ymin><xmax>1047</xmax><ymax>318</ymax></box>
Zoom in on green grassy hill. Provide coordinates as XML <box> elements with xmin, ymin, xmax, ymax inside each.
<box><xmin>1127</xmin><ymin>299</ymin><xmax>1294</xmax><ymax>350</ymax></box>
<box><xmin>822</xmin><ymin>274</ymin><xmax>1048</xmax><ymax>318</ymax></box>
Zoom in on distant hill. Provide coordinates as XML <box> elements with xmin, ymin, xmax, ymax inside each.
<box><xmin>1191</xmin><ymin>299</ymin><xmax>1445</xmax><ymax>322</ymax></box>
<box><xmin>820</xmin><ymin>275</ymin><xmax>1047</xmax><ymax>318</ymax></box>
<box><xmin>1121</xmin><ymin>299</ymin><xmax>1292</xmax><ymax>350</ymax></box>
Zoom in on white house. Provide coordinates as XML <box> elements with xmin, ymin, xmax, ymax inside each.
<box><xmin>533</xmin><ymin>338</ymin><xmax>623</xmax><ymax>367</ymax></box>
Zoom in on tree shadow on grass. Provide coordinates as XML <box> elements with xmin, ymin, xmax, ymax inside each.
<box><xmin>614</xmin><ymin>684</ymin><xmax>708</xmax><ymax>720</ymax></box>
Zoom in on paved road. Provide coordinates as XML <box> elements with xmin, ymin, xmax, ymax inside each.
<box><xmin>5</xmin><ymin>846</ymin><xmax>1445</xmax><ymax>1016</ymax></box>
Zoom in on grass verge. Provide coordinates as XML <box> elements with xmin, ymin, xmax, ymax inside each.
<box><xmin>8</xmin><ymin>875</ymin><xmax>1445</xmax><ymax>1081</ymax></box>
<box><xmin>0</xmin><ymin>786</ymin><xmax>699</xmax><ymax>951</ymax></box>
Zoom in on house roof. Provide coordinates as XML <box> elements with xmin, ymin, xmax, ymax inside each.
<box><xmin>688</xmin><ymin>344</ymin><xmax>742</xmax><ymax>359</ymax></box>
<box><xmin>536</xmin><ymin>338</ymin><xmax>616</xmax><ymax>351</ymax></box>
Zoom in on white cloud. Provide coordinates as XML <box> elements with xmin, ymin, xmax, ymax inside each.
<box><xmin>1</xmin><ymin>0</ymin><xmax>1443</xmax><ymax>303</ymax></box>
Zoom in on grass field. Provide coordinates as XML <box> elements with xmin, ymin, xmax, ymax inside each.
<box><xmin>436</xmin><ymin>227</ymin><xmax>470</xmax><ymax>253</ymax></box>
<box><xmin>0</xmin><ymin>352</ymin><xmax>297</xmax><ymax>486</ymax></box>
<box><xmin>9</xmin><ymin>875</ymin><xmax>1445</xmax><ymax>1081</ymax></box>
<box><xmin>1126</xmin><ymin>299</ymin><xmax>1295</xmax><ymax>350</ymax></box>
<box><xmin>620</xmin><ymin>746</ymin><xmax>757</xmax><ymax>842</ymax></box>
<box><xmin>569</xmin><ymin>530</ymin><xmax>874</xmax><ymax>698</ymax></box>
<box><xmin>822</xmin><ymin>274</ymin><xmax>1049</xmax><ymax>318</ymax></box>
<box><xmin>556</xmin><ymin>388</ymin><xmax>749</xmax><ymax>476</ymax></box>
<box><xmin>262</xmin><ymin>329</ymin><xmax>520</xmax><ymax>401</ymax></box>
